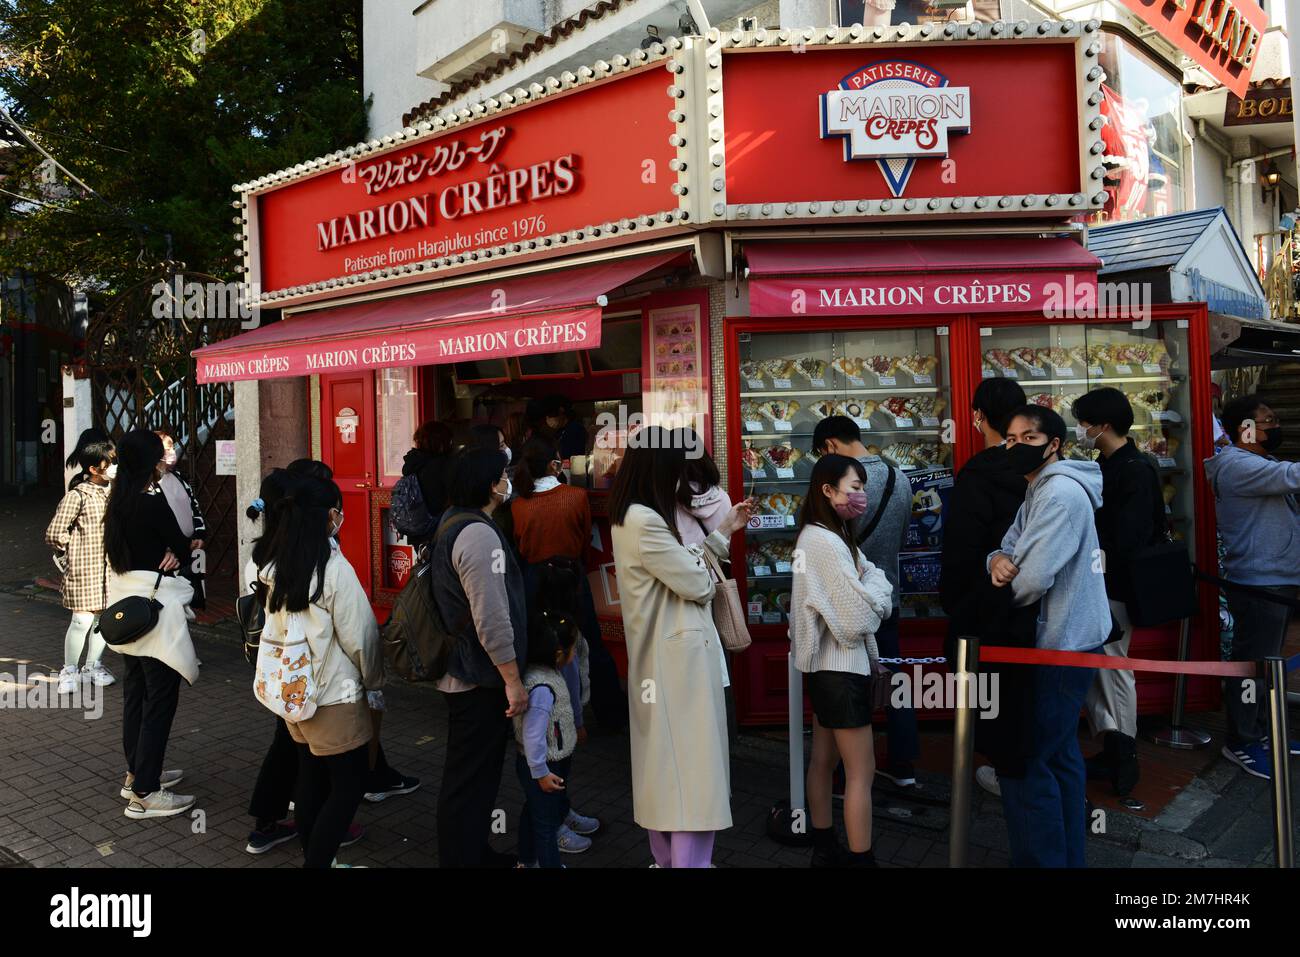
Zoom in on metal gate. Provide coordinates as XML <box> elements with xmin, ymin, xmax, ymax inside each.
<box><xmin>86</xmin><ymin>272</ymin><xmax>245</xmax><ymax>599</ymax></box>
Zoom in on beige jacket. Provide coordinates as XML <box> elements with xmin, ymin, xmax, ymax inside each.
<box><xmin>107</xmin><ymin>571</ymin><xmax>199</xmax><ymax>684</ymax></box>
<box><xmin>611</xmin><ymin>504</ymin><xmax>732</xmax><ymax>832</ymax></box>
<box><xmin>252</xmin><ymin>554</ymin><xmax>383</xmax><ymax>708</ymax></box>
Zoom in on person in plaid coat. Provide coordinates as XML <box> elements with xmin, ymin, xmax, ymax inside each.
<box><xmin>45</xmin><ymin>434</ymin><xmax>116</xmax><ymax>694</ymax></box>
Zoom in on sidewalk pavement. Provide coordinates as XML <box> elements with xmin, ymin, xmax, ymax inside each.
<box><xmin>0</xmin><ymin>580</ymin><xmax>1294</xmax><ymax>868</ymax></box>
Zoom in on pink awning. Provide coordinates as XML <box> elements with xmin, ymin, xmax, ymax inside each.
<box><xmin>745</xmin><ymin>238</ymin><xmax>1101</xmax><ymax>318</ymax></box>
<box><xmin>194</xmin><ymin>252</ymin><xmax>682</xmax><ymax>383</ymax></box>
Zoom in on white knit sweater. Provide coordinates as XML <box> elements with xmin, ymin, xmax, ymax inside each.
<box><xmin>788</xmin><ymin>524</ymin><xmax>893</xmax><ymax>677</ymax></box>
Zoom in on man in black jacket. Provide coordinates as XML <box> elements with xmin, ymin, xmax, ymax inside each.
<box><xmin>939</xmin><ymin>378</ymin><xmax>1029</xmax><ymax>795</ymax></box>
<box><xmin>1071</xmin><ymin>388</ymin><xmax>1164</xmax><ymax>796</ymax></box>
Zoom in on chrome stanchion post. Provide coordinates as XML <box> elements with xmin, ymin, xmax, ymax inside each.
<box><xmin>949</xmin><ymin>635</ymin><xmax>979</xmax><ymax>869</ymax></box>
<box><xmin>789</xmin><ymin>653</ymin><xmax>805</xmax><ymax>825</ymax></box>
<box><xmin>1150</xmin><ymin>617</ymin><xmax>1211</xmax><ymax>750</ymax></box>
<box><xmin>1266</xmin><ymin>656</ymin><xmax>1294</xmax><ymax>868</ymax></box>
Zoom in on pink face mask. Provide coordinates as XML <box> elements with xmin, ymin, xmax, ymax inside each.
<box><xmin>831</xmin><ymin>490</ymin><xmax>868</xmax><ymax>520</ymax></box>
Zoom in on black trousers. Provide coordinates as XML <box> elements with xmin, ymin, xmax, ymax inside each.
<box><xmin>295</xmin><ymin>742</ymin><xmax>369</xmax><ymax>869</ymax></box>
<box><xmin>436</xmin><ymin>686</ymin><xmax>510</xmax><ymax>867</ymax></box>
<box><xmin>248</xmin><ymin>717</ymin><xmax>298</xmax><ymax>826</ymax></box>
<box><xmin>121</xmin><ymin>655</ymin><xmax>182</xmax><ymax>795</ymax></box>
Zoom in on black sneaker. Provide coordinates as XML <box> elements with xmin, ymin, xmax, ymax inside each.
<box><xmin>877</xmin><ymin>762</ymin><xmax>917</xmax><ymax>788</ymax></box>
<box><xmin>245</xmin><ymin>822</ymin><xmax>297</xmax><ymax>855</ymax></box>
<box><xmin>363</xmin><ymin>774</ymin><xmax>421</xmax><ymax>803</ymax></box>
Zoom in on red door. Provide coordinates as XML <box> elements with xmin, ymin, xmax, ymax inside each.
<box><xmin>321</xmin><ymin>372</ymin><xmax>376</xmax><ymax>596</ymax></box>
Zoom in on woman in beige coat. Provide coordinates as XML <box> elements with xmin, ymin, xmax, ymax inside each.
<box><xmin>609</xmin><ymin>428</ymin><xmax>753</xmax><ymax>867</ymax></box>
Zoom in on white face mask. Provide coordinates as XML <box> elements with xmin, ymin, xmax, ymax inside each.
<box><xmin>1075</xmin><ymin>424</ymin><xmax>1101</xmax><ymax>451</ymax></box>
<box><xmin>503</xmin><ymin>446</ymin><xmax>512</xmax><ymax>465</ymax></box>
<box><xmin>495</xmin><ymin>478</ymin><xmax>512</xmax><ymax>502</ymax></box>
<box><xmin>103</xmin><ymin>464</ymin><xmax>118</xmax><ymax>481</ymax></box>
<box><xmin>162</xmin><ymin>449</ymin><xmax>178</xmax><ymax>468</ymax></box>
<box><xmin>331</xmin><ymin>511</ymin><xmax>344</xmax><ymax>537</ymax></box>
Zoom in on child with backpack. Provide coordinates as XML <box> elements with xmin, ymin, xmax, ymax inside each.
<box><xmin>45</xmin><ymin>434</ymin><xmax>117</xmax><ymax>694</ymax></box>
<box><xmin>513</xmin><ymin>601</ymin><xmax>584</xmax><ymax>868</ymax></box>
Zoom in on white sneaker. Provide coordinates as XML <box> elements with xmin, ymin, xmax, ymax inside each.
<box><xmin>556</xmin><ymin>824</ymin><xmax>592</xmax><ymax>854</ymax></box>
<box><xmin>975</xmin><ymin>765</ymin><xmax>1001</xmax><ymax>797</ymax></box>
<box><xmin>83</xmin><ymin>661</ymin><xmax>116</xmax><ymax>687</ymax></box>
<box><xmin>124</xmin><ymin>789</ymin><xmax>195</xmax><ymax>819</ymax></box>
<box><xmin>56</xmin><ymin>665</ymin><xmax>79</xmax><ymax>695</ymax></box>
<box><xmin>120</xmin><ymin>769</ymin><xmax>184</xmax><ymax>799</ymax></box>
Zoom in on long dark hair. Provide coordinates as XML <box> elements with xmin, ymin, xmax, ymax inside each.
<box><xmin>608</xmin><ymin>427</ymin><xmax>687</xmax><ymax>542</ymax></box>
<box><xmin>259</xmin><ymin>475</ymin><xmax>338</xmax><ymax>613</ymax></box>
<box><xmin>525</xmin><ymin>559</ymin><xmax>581</xmax><ymax>669</ymax></box>
<box><xmin>798</xmin><ymin>453</ymin><xmax>867</xmax><ymax>559</ymax></box>
<box><xmin>104</xmin><ymin>430</ymin><xmax>164</xmax><ymax>574</ymax></box>
<box><xmin>413</xmin><ymin>420</ymin><xmax>453</xmax><ymax>457</ymax></box>
<box><xmin>248</xmin><ymin>468</ymin><xmax>298</xmax><ymax>550</ymax></box>
<box><xmin>514</xmin><ymin>435</ymin><xmax>559</xmax><ymax>499</ymax></box>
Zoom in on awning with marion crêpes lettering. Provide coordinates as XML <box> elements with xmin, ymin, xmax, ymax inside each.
<box><xmin>194</xmin><ymin>251</ymin><xmax>683</xmax><ymax>383</ymax></box>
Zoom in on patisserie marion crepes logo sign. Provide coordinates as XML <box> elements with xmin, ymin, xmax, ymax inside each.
<box><xmin>820</xmin><ymin>59</ymin><xmax>971</xmax><ymax>197</ymax></box>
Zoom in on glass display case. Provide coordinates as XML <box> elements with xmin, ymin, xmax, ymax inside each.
<box><xmin>979</xmin><ymin>317</ymin><xmax>1194</xmax><ymax>549</ymax></box>
<box><xmin>735</xmin><ymin>325</ymin><xmax>954</xmax><ymax>626</ymax></box>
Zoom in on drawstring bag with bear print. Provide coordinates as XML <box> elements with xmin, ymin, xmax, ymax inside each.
<box><xmin>254</xmin><ymin>610</ymin><xmax>319</xmax><ymax>722</ymax></box>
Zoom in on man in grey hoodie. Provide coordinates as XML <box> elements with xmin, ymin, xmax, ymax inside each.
<box><xmin>987</xmin><ymin>404</ymin><xmax>1108</xmax><ymax>867</ymax></box>
<box><xmin>1203</xmin><ymin>394</ymin><xmax>1300</xmax><ymax>781</ymax></box>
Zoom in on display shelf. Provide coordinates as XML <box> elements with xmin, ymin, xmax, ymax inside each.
<box><xmin>740</xmin><ymin>385</ymin><xmax>947</xmax><ymax>399</ymax></box>
<box><xmin>980</xmin><ymin>374</ymin><xmax>1183</xmax><ymax>387</ymax></box>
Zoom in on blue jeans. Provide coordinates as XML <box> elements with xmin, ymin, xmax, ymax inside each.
<box><xmin>875</xmin><ymin>611</ymin><xmax>918</xmax><ymax>765</ymax></box>
<box><xmin>515</xmin><ymin>753</ymin><xmax>571</xmax><ymax>868</ymax></box>
<box><xmin>998</xmin><ymin>648</ymin><xmax>1099</xmax><ymax>868</ymax></box>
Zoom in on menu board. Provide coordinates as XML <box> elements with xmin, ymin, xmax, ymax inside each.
<box><xmin>905</xmin><ymin>467</ymin><xmax>953</xmax><ymax>550</ymax></box>
<box><xmin>644</xmin><ymin>302</ymin><xmax>708</xmax><ymax>432</ymax></box>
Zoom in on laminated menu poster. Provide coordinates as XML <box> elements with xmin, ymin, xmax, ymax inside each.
<box><xmin>904</xmin><ymin>466</ymin><xmax>953</xmax><ymax>549</ymax></box>
<box><xmin>899</xmin><ymin>551</ymin><xmax>942</xmax><ymax>598</ymax></box>
<box><xmin>645</xmin><ymin>303</ymin><xmax>708</xmax><ymax>432</ymax></box>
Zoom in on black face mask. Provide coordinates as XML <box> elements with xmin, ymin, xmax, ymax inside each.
<box><xmin>1006</xmin><ymin>440</ymin><xmax>1055</xmax><ymax>475</ymax></box>
<box><xmin>1261</xmin><ymin>427</ymin><xmax>1284</xmax><ymax>452</ymax></box>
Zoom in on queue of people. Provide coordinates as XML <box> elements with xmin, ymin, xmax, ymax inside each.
<box><xmin>40</xmin><ymin>377</ymin><xmax>1286</xmax><ymax>870</ymax></box>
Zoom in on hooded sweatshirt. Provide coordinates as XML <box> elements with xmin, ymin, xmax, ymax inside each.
<box><xmin>988</xmin><ymin>458</ymin><xmax>1110</xmax><ymax>652</ymax></box>
<box><xmin>1203</xmin><ymin>446</ymin><xmax>1300</xmax><ymax>586</ymax></box>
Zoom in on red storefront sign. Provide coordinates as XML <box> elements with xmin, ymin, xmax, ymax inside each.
<box><xmin>254</xmin><ymin>67</ymin><xmax>676</xmax><ymax>295</ymax></box>
<box><xmin>724</xmin><ymin>44</ymin><xmax>1085</xmax><ymax>206</ymax></box>
<box><xmin>1115</xmin><ymin>0</ymin><xmax>1265</xmax><ymax>97</ymax></box>
<box><xmin>750</xmin><ymin>271</ymin><xmax>1097</xmax><ymax>316</ymax></box>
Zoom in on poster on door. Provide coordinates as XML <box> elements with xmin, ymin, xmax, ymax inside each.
<box><xmin>381</xmin><ymin>506</ymin><xmax>415</xmax><ymax>590</ymax></box>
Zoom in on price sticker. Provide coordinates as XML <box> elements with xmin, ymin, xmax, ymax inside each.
<box><xmin>774</xmin><ymin>420</ymin><xmax>793</xmax><ymax>432</ymax></box>
<box><xmin>1087</xmin><ymin>366</ymin><xmax>1104</xmax><ymax>378</ymax></box>
<box><xmin>746</xmin><ymin>379</ymin><xmax>764</xmax><ymax>390</ymax></box>
<box><xmin>753</xmin><ymin>566</ymin><xmax>771</xmax><ymax>577</ymax></box>
<box><xmin>1028</xmin><ymin>366</ymin><xmax>1047</xmax><ymax>377</ymax></box>
<box><xmin>785</xmin><ymin>515</ymin><xmax>796</xmax><ymax>527</ymax></box>
<box><xmin>853</xmin><ymin>417</ymin><xmax>871</xmax><ymax>429</ymax></box>
<box><xmin>745</xmin><ymin>420</ymin><xmax>762</xmax><ymax>432</ymax></box>
<box><xmin>749</xmin><ymin>468</ymin><xmax>767</xmax><ymax>479</ymax></box>
<box><xmin>1142</xmin><ymin>363</ymin><xmax>1162</xmax><ymax>375</ymax></box>
<box><xmin>776</xmin><ymin>467</ymin><xmax>795</xmax><ymax>479</ymax></box>
<box><xmin>774</xmin><ymin>561</ymin><xmax>793</xmax><ymax>574</ymax></box>
<box><xmin>877</xmin><ymin>375</ymin><xmax>897</xmax><ymax>387</ymax></box>
<box><xmin>1054</xmin><ymin>367</ymin><xmax>1072</xmax><ymax>378</ymax></box>
<box><xmin>1114</xmin><ymin>363</ymin><xmax>1133</xmax><ymax>375</ymax></box>
<box><xmin>773</xmin><ymin>378</ymin><xmax>792</xmax><ymax>389</ymax></box>
<box><xmin>982</xmin><ymin>368</ymin><xmax>995</xmax><ymax>379</ymax></box>
<box><xmin>810</xmin><ymin>378</ymin><xmax>827</xmax><ymax>388</ymax></box>
<box><xmin>921</xmin><ymin>417</ymin><xmax>940</xmax><ymax>428</ymax></box>
<box><xmin>912</xmin><ymin>374</ymin><xmax>932</xmax><ymax>385</ymax></box>
<box><xmin>1157</xmin><ymin>456</ymin><xmax>1177</xmax><ymax>469</ymax></box>
<box><xmin>762</xmin><ymin>611</ymin><xmax>784</xmax><ymax>624</ymax></box>
<box><xmin>893</xmin><ymin>417</ymin><xmax>915</xmax><ymax>429</ymax></box>
<box><xmin>847</xmin><ymin>376</ymin><xmax>865</xmax><ymax>387</ymax></box>
<box><xmin>1002</xmin><ymin>367</ymin><xmax>1018</xmax><ymax>379</ymax></box>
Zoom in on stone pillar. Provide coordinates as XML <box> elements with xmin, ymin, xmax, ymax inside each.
<box><xmin>235</xmin><ymin>377</ymin><xmax>310</xmax><ymax>581</ymax></box>
<box><xmin>60</xmin><ymin>363</ymin><xmax>93</xmax><ymax>490</ymax></box>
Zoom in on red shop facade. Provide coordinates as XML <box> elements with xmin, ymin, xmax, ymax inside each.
<box><xmin>199</xmin><ymin>20</ymin><xmax>1220</xmax><ymax>725</ymax></box>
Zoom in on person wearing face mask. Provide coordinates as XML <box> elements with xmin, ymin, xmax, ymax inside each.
<box><xmin>46</xmin><ymin>436</ymin><xmax>118</xmax><ymax>693</ymax></box>
<box><xmin>939</xmin><ymin>378</ymin><xmax>1029</xmax><ymax>799</ymax></box>
<box><xmin>1204</xmin><ymin>394</ymin><xmax>1300</xmax><ymax>780</ymax></box>
<box><xmin>155</xmin><ymin>431</ymin><xmax>207</xmax><ymax>615</ymax></box>
<box><xmin>538</xmin><ymin>394</ymin><xmax>588</xmax><ymax>461</ymax></box>
<box><xmin>811</xmin><ymin>416</ymin><xmax>916</xmax><ymax>788</ymax></box>
<box><xmin>1070</xmin><ymin>388</ymin><xmax>1163</xmax><ymax>797</ymax></box>
<box><xmin>790</xmin><ymin>454</ymin><xmax>894</xmax><ymax>867</ymax></box>
<box><xmin>988</xmin><ymin>405</ymin><xmax>1109</xmax><ymax>867</ymax></box>
<box><xmin>432</xmin><ymin>447</ymin><xmax>531</xmax><ymax>867</ymax></box>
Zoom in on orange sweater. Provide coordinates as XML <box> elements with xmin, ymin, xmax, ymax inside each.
<box><xmin>511</xmin><ymin>485</ymin><xmax>591</xmax><ymax>563</ymax></box>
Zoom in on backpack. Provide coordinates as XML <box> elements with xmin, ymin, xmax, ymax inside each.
<box><xmin>381</xmin><ymin>512</ymin><xmax>477</xmax><ymax>682</ymax></box>
<box><xmin>389</xmin><ymin>472</ymin><xmax>437</xmax><ymax>540</ymax></box>
<box><xmin>253</xmin><ymin>610</ymin><xmax>320</xmax><ymax>723</ymax></box>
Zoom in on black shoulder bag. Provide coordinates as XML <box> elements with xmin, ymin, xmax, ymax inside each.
<box><xmin>1123</xmin><ymin>457</ymin><xmax>1196</xmax><ymax>627</ymax></box>
<box><xmin>96</xmin><ymin>571</ymin><xmax>166</xmax><ymax>647</ymax></box>
<box><xmin>236</xmin><ymin>579</ymin><xmax>268</xmax><ymax>665</ymax></box>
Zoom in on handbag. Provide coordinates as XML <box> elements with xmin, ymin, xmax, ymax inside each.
<box><xmin>1123</xmin><ymin>457</ymin><xmax>1196</xmax><ymax>627</ymax></box>
<box><xmin>96</xmin><ymin>571</ymin><xmax>165</xmax><ymax>647</ymax></box>
<box><xmin>236</xmin><ymin>579</ymin><xmax>268</xmax><ymax>666</ymax></box>
<box><xmin>699</xmin><ymin>545</ymin><xmax>753</xmax><ymax>653</ymax></box>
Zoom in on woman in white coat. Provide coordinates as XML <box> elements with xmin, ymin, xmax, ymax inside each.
<box><xmin>609</xmin><ymin>427</ymin><xmax>753</xmax><ymax>868</ymax></box>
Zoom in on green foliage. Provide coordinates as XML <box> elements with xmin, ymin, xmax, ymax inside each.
<box><xmin>0</xmin><ymin>0</ymin><xmax>368</xmax><ymax>291</ymax></box>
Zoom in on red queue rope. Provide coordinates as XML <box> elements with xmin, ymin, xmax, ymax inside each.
<box><xmin>977</xmin><ymin>645</ymin><xmax>1256</xmax><ymax>678</ymax></box>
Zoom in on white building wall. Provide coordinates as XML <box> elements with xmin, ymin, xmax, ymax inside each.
<box><xmin>364</xmin><ymin>0</ymin><xmax>448</xmax><ymax>136</ymax></box>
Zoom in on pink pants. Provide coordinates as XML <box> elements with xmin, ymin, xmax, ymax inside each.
<box><xmin>647</xmin><ymin>829</ymin><xmax>716</xmax><ymax>868</ymax></box>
